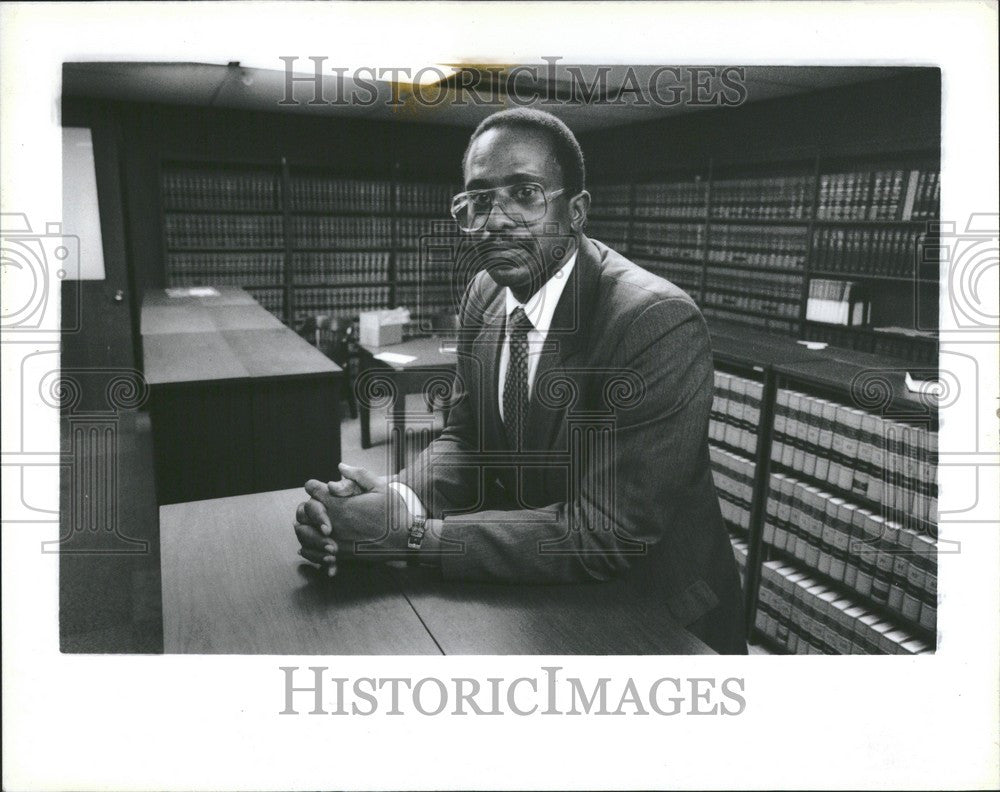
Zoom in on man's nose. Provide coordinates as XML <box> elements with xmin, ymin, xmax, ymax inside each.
<box><xmin>481</xmin><ymin>199</ymin><xmax>520</xmax><ymax>234</ymax></box>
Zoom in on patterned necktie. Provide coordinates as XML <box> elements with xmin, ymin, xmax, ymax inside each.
<box><xmin>502</xmin><ymin>306</ymin><xmax>533</xmax><ymax>449</ymax></box>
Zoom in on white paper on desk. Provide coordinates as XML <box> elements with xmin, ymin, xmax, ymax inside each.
<box><xmin>373</xmin><ymin>352</ymin><xmax>417</xmax><ymax>365</ymax></box>
<box><xmin>905</xmin><ymin>371</ymin><xmax>943</xmax><ymax>398</ymax></box>
<box><xmin>166</xmin><ymin>286</ymin><xmax>219</xmax><ymax>298</ymax></box>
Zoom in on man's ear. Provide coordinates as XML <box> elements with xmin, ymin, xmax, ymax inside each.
<box><xmin>569</xmin><ymin>190</ymin><xmax>591</xmax><ymax>233</ymax></box>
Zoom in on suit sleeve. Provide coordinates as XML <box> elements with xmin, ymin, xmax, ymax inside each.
<box><xmin>393</xmin><ymin>276</ymin><xmax>489</xmax><ymax>517</ymax></box>
<box><xmin>434</xmin><ymin>297</ymin><xmax>716</xmax><ymax>583</ymax></box>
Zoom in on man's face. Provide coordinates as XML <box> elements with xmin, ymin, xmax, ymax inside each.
<box><xmin>462</xmin><ymin>126</ymin><xmax>575</xmax><ymax>295</ymax></box>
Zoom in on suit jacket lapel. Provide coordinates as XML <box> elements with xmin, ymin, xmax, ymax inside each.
<box><xmin>524</xmin><ymin>237</ymin><xmax>603</xmax><ymax>451</ymax></box>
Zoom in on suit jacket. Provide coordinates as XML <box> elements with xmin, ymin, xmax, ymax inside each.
<box><xmin>397</xmin><ymin>235</ymin><xmax>747</xmax><ymax>654</ymax></box>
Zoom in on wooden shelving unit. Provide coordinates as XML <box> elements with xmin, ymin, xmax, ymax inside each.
<box><xmin>160</xmin><ymin>158</ymin><xmax>459</xmax><ymax>329</ymax></box>
<box><xmin>589</xmin><ymin>149</ymin><xmax>940</xmax><ymax>365</ymax></box>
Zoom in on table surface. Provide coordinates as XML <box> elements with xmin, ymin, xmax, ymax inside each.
<box><xmin>142</xmin><ymin>287</ymin><xmax>280</xmax><ymax>335</ymax></box>
<box><xmin>359</xmin><ymin>336</ymin><xmax>459</xmax><ymax>370</ymax></box>
<box><xmin>160</xmin><ymin>488</ymin><xmax>713</xmax><ymax>655</ymax></box>
<box><xmin>160</xmin><ymin>489</ymin><xmax>440</xmax><ymax>654</ymax></box>
<box><xmin>708</xmin><ymin>321</ymin><xmax>828</xmax><ymax>370</ymax></box>
<box><xmin>144</xmin><ymin>328</ymin><xmax>342</xmax><ymax>386</ymax></box>
<box><xmin>142</xmin><ymin>287</ymin><xmax>341</xmax><ymax>386</ymax></box>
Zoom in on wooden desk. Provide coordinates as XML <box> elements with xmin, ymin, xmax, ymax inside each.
<box><xmin>160</xmin><ymin>488</ymin><xmax>713</xmax><ymax>655</ymax></box>
<box><xmin>142</xmin><ymin>289</ymin><xmax>343</xmax><ymax>504</ymax></box>
<box><xmin>391</xmin><ymin>565</ymin><xmax>712</xmax><ymax>655</ymax></box>
<box><xmin>141</xmin><ymin>286</ymin><xmax>280</xmax><ymax>335</ymax></box>
<box><xmin>357</xmin><ymin>336</ymin><xmax>458</xmax><ymax>473</ymax></box>
<box><xmin>160</xmin><ymin>489</ymin><xmax>439</xmax><ymax>654</ymax></box>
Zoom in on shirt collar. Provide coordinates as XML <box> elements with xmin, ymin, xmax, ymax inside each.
<box><xmin>504</xmin><ymin>250</ymin><xmax>578</xmax><ymax>335</ymax></box>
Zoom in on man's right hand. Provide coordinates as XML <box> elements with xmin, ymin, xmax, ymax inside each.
<box><xmin>294</xmin><ymin>463</ymin><xmax>392</xmax><ymax>576</ymax></box>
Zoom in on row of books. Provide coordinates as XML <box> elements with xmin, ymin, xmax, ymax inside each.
<box><xmin>396</xmin><ymin>251</ymin><xmax>455</xmax><ymax>283</ymax></box>
<box><xmin>703</xmin><ymin>289</ymin><xmax>800</xmax><ymax>320</ymax></box>
<box><xmin>816</xmin><ymin>169</ymin><xmax>939</xmax><ymax>221</ymax></box>
<box><xmin>805</xmin><ymin>279</ymin><xmax>870</xmax><ymax>326</ymax></box>
<box><xmin>396</xmin><ymin>284</ymin><xmax>455</xmax><ymax>316</ymax></box>
<box><xmin>710</xmin><ymin>445</ymin><xmax>756</xmax><ymax>534</ymax></box>
<box><xmin>292</xmin><ymin>252</ymin><xmax>390</xmax><ymax>285</ymax></box>
<box><xmin>586</xmin><ymin>219</ymin><xmax>630</xmax><ymax>246</ymax></box>
<box><xmin>289</xmin><ymin>217</ymin><xmax>393</xmax><ymax>249</ymax></box>
<box><xmin>706</xmin><ymin>267</ymin><xmax>804</xmax><ymax>301</ymax></box>
<box><xmin>164</xmin><ymin>215</ymin><xmax>284</xmax><ymax>249</ymax></box>
<box><xmin>707</xmin><ymin>225</ymin><xmax>808</xmax><ymax>271</ymax></box>
<box><xmin>811</xmin><ymin>227</ymin><xmax>931</xmax><ymax>278</ymax></box>
<box><xmin>162</xmin><ymin>170</ymin><xmax>280</xmax><ymax>212</ymax></box>
<box><xmin>710</xmin><ymin>175</ymin><xmax>814</xmax><ymax>220</ymax></box>
<box><xmin>701</xmin><ymin>305</ymin><xmax>799</xmax><ymax>335</ymax></box>
<box><xmin>755</xmin><ymin>560</ymin><xmax>932</xmax><ymax>654</ymax></box>
<box><xmin>634</xmin><ymin>181</ymin><xmax>707</xmax><ymax>218</ymax></box>
<box><xmin>772</xmin><ymin>388</ymin><xmax>938</xmax><ymax>526</ymax></box>
<box><xmin>246</xmin><ymin>287</ymin><xmax>284</xmax><ymax>321</ymax></box>
<box><xmin>709</xmin><ymin>379</ymin><xmax>762</xmax><ymax>456</ymax></box>
<box><xmin>290</xmin><ymin>178</ymin><xmax>393</xmax><ymax>213</ymax></box>
<box><xmin>587</xmin><ymin>184</ymin><xmax>632</xmax><ymax>216</ymax></box>
<box><xmin>165</xmin><ymin>252</ymin><xmax>284</xmax><ymax>285</ymax></box>
<box><xmin>713</xmin><ymin>370</ymin><xmax>766</xmax><ymax>422</ymax></box>
<box><xmin>802</xmin><ymin>324</ymin><xmax>938</xmax><ymax>365</ymax></box>
<box><xmin>398</xmin><ymin>217</ymin><xmax>457</xmax><ymax>250</ymax></box>
<box><xmin>294</xmin><ymin>286</ymin><xmax>391</xmax><ymax>314</ymax></box>
<box><xmin>766</xmin><ymin>471</ymin><xmax>937</xmax><ymax>622</ymax></box>
<box><xmin>631</xmin><ymin>257</ymin><xmax>702</xmax><ymax>296</ymax></box>
<box><xmin>397</xmin><ymin>182</ymin><xmax>459</xmax><ymax>216</ymax></box>
<box><xmin>630</xmin><ymin>220</ymin><xmax>706</xmax><ymax>250</ymax></box>
<box><xmin>167</xmin><ymin>271</ymin><xmax>279</xmax><ymax>288</ymax></box>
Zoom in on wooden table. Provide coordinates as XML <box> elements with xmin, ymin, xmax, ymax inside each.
<box><xmin>160</xmin><ymin>487</ymin><xmax>714</xmax><ymax>655</ymax></box>
<box><xmin>141</xmin><ymin>286</ymin><xmax>282</xmax><ymax>335</ymax></box>
<box><xmin>356</xmin><ymin>336</ymin><xmax>458</xmax><ymax>473</ymax></box>
<box><xmin>141</xmin><ymin>289</ymin><xmax>343</xmax><ymax>504</ymax></box>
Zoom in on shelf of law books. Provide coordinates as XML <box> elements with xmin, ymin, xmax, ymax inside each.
<box><xmin>394</xmin><ymin>180</ymin><xmax>462</xmax><ymax>327</ymax></box>
<box><xmin>592</xmin><ymin>152</ymin><xmax>940</xmax><ymax>365</ymax></box>
<box><xmin>752</xmin><ymin>372</ymin><xmax>937</xmax><ymax>655</ymax></box>
<box><xmin>709</xmin><ymin>366</ymin><xmax>767</xmax><ymax>593</ymax></box>
<box><xmin>587</xmin><ymin>183</ymin><xmax>633</xmax><ymax>256</ymax></box>
<box><xmin>161</xmin><ymin>162</ymin><xmax>287</xmax><ymax>321</ymax></box>
<box><xmin>700</xmin><ymin>163</ymin><xmax>815</xmax><ymax>335</ymax></box>
<box><xmin>629</xmin><ymin>176</ymin><xmax>708</xmax><ymax>301</ymax></box>
<box><xmin>800</xmin><ymin>154</ymin><xmax>940</xmax><ymax>365</ymax></box>
<box><xmin>286</xmin><ymin>168</ymin><xmax>395</xmax><ymax>325</ymax></box>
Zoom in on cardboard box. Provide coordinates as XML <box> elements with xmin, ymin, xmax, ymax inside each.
<box><xmin>359</xmin><ymin>308</ymin><xmax>410</xmax><ymax>347</ymax></box>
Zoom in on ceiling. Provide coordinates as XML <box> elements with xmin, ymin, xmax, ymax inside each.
<box><xmin>63</xmin><ymin>62</ymin><xmax>909</xmax><ymax>132</ymax></box>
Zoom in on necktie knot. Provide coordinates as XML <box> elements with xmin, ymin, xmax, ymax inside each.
<box><xmin>509</xmin><ymin>306</ymin><xmax>534</xmax><ymax>336</ymax></box>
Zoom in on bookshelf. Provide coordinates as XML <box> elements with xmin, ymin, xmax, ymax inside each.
<box><xmin>160</xmin><ymin>160</ymin><xmax>460</xmax><ymax>329</ymax></box>
<box><xmin>162</xmin><ymin>164</ymin><xmax>287</xmax><ymax>321</ymax></box>
<box><xmin>588</xmin><ymin>150</ymin><xmax>939</xmax><ymax>364</ymax></box>
<box><xmin>708</xmin><ymin>329</ymin><xmax>937</xmax><ymax>655</ymax></box>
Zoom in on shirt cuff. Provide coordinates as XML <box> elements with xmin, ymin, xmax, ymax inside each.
<box><xmin>387</xmin><ymin>482</ymin><xmax>426</xmax><ymax>521</ymax></box>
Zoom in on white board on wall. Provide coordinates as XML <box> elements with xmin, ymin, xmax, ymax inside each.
<box><xmin>62</xmin><ymin>126</ymin><xmax>105</xmax><ymax>280</ymax></box>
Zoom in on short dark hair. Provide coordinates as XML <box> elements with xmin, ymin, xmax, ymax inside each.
<box><xmin>462</xmin><ymin>108</ymin><xmax>586</xmax><ymax>196</ymax></box>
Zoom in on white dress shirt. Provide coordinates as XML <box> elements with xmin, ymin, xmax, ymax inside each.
<box><xmin>391</xmin><ymin>252</ymin><xmax>578</xmax><ymax>521</ymax></box>
<box><xmin>498</xmin><ymin>252</ymin><xmax>577</xmax><ymax>420</ymax></box>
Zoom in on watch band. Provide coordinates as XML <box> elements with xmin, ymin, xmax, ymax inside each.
<box><xmin>406</xmin><ymin>513</ymin><xmax>428</xmax><ymax>551</ymax></box>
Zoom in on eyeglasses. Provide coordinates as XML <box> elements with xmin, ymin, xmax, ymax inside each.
<box><xmin>450</xmin><ymin>182</ymin><xmax>566</xmax><ymax>232</ymax></box>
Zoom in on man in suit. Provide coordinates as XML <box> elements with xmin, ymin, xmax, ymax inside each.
<box><xmin>294</xmin><ymin>108</ymin><xmax>747</xmax><ymax>654</ymax></box>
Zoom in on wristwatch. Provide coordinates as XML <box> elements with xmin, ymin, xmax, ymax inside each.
<box><xmin>406</xmin><ymin>513</ymin><xmax>428</xmax><ymax>552</ymax></box>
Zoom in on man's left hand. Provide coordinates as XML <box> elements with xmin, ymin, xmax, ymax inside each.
<box><xmin>294</xmin><ymin>480</ymin><xmax>409</xmax><ymax>575</ymax></box>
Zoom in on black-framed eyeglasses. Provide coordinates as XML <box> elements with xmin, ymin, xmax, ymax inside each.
<box><xmin>450</xmin><ymin>182</ymin><xmax>566</xmax><ymax>232</ymax></box>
